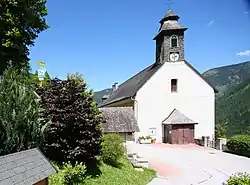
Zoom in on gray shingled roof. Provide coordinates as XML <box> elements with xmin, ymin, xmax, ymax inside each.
<box><xmin>0</xmin><ymin>148</ymin><xmax>56</xmax><ymax>185</ymax></box>
<box><xmin>99</xmin><ymin>107</ymin><xmax>139</xmax><ymax>133</ymax></box>
<box><xmin>98</xmin><ymin>63</ymin><xmax>163</xmax><ymax>107</ymax></box>
<box><xmin>98</xmin><ymin>60</ymin><xmax>218</xmax><ymax>107</ymax></box>
<box><xmin>162</xmin><ymin>109</ymin><xmax>197</xmax><ymax>124</ymax></box>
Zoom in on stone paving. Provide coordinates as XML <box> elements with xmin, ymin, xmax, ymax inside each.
<box><xmin>127</xmin><ymin>143</ymin><xmax>250</xmax><ymax>185</ymax></box>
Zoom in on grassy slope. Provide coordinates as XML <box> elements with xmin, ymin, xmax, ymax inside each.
<box><xmin>49</xmin><ymin>158</ymin><xmax>156</xmax><ymax>185</ymax></box>
<box><xmin>84</xmin><ymin>158</ymin><xmax>156</xmax><ymax>185</ymax></box>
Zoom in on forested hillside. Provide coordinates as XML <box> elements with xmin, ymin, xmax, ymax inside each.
<box><xmin>215</xmin><ymin>79</ymin><xmax>250</xmax><ymax>136</ymax></box>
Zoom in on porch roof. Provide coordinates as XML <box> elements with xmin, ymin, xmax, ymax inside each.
<box><xmin>162</xmin><ymin>109</ymin><xmax>197</xmax><ymax>125</ymax></box>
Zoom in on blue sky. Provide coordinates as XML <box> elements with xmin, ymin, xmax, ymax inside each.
<box><xmin>29</xmin><ymin>0</ymin><xmax>250</xmax><ymax>91</ymax></box>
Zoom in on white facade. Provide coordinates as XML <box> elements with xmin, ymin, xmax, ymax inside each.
<box><xmin>134</xmin><ymin>61</ymin><xmax>215</xmax><ymax>143</ymax></box>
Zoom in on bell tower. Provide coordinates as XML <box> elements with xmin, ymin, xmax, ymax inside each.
<box><xmin>153</xmin><ymin>10</ymin><xmax>187</xmax><ymax>64</ymax></box>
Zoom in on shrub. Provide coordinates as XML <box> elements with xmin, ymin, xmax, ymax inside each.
<box><xmin>226</xmin><ymin>135</ymin><xmax>250</xmax><ymax>157</ymax></box>
<box><xmin>49</xmin><ymin>161</ymin><xmax>86</xmax><ymax>185</ymax></box>
<box><xmin>101</xmin><ymin>134</ymin><xmax>126</xmax><ymax>166</ymax></box>
<box><xmin>224</xmin><ymin>172</ymin><xmax>250</xmax><ymax>185</ymax></box>
<box><xmin>36</xmin><ymin>76</ymin><xmax>103</xmax><ymax>165</ymax></box>
<box><xmin>215</xmin><ymin>124</ymin><xmax>227</xmax><ymax>140</ymax></box>
<box><xmin>0</xmin><ymin>68</ymin><xmax>46</xmax><ymax>155</ymax></box>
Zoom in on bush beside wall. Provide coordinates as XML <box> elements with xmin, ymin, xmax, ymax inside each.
<box><xmin>226</xmin><ymin>135</ymin><xmax>250</xmax><ymax>157</ymax></box>
<box><xmin>101</xmin><ymin>134</ymin><xmax>126</xmax><ymax>166</ymax></box>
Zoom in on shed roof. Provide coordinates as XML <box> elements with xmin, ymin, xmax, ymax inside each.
<box><xmin>162</xmin><ymin>109</ymin><xmax>197</xmax><ymax>125</ymax></box>
<box><xmin>0</xmin><ymin>148</ymin><xmax>56</xmax><ymax>185</ymax></box>
<box><xmin>99</xmin><ymin>107</ymin><xmax>139</xmax><ymax>133</ymax></box>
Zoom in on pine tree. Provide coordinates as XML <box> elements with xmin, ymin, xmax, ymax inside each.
<box><xmin>0</xmin><ymin>68</ymin><xmax>45</xmax><ymax>155</ymax></box>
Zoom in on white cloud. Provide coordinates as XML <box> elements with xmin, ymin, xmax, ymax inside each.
<box><xmin>236</xmin><ymin>50</ymin><xmax>250</xmax><ymax>56</ymax></box>
<box><xmin>244</xmin><ymin>11</ymin><xmax>249</xmax><ymax>14</ymax></box>
<box><xmin>207</xmin><ymin>20</ymin><xmax>215</xmax><ymax>27</ymax></box>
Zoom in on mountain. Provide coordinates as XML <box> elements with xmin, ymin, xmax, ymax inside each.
<box><xmin>202</xmin><ymin>61</ymin><xmax>250</xmax><ymax>96</ymax></box>
<box><xmin>93</xmin><ymin>88</ymin><xmax>112</xmax><ymax>104</ymax></box>
<box><xmin>215</xmin><ymin>78</ymin><xmax>250</xmax><ymax>136</ymax></box>
<box><xmin>203</xmin><ymin>61</ymin><xmax>250</xmax><ymax>136</ymax></box>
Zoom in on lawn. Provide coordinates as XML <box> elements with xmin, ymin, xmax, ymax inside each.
<box><xmin>84</xmin><ymin>158</ymin><xmax>156</xmax><ymax>185</ymax></box>
<box><xmin>49</xmin><ymin>158</ymin><xmax>156</xmax><ymax>185</ymax></box>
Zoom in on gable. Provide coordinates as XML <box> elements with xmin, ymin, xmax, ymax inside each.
<box><xmin>99</xmin><ymin>60</ymin><xmax>218</xmax><ymax>108</ymax></box>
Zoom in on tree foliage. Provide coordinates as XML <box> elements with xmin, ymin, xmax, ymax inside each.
<box><xmin>36</xmin><ymin>77</ymin><xmax>103</xmax><ymax>165</ymax></box>
<box><xmin>216</xmin><ymin>78</ymin><xmax>250</xmax><ymax>137</ymax></box>
<box><xmin>0</xmin><ymin>68</ymin><xmax>45</xmax><ymax>155</ymax></box>
<box><xmin>0</xmin><ymin>0</ymin><xmax>49</xmax><ymax>74</ymax></box>
<box><xmin>67</xmin><ymin>72</ymin><xmax>84</xmax><ymax>85</ymax></box>
<box><xmin>215</xmin><ymin>124</ymin><xmax>227</xmax><ymax>140</ymax></box>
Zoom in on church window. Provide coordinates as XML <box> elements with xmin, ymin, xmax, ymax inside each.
<box><xmin>171</xmin><ymin>79</ymin><xmax>178</xmax><ymax>92</ymax></box>
<box><xmin>171</xmin><ymin>35</ymin><xmax>178</xmax><ymax>48</ymax></box>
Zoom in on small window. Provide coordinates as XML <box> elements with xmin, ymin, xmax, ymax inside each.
<box><xmin>171</xmin><ymin>35</ymin><xmax>178</xmax><ymax>48</ymax></box>
<box><xmin>171</xmin><ymin>79</ymin><xmax>178</xmax><ymax>92</ymax></box>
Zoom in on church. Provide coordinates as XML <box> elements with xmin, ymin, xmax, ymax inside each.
<box><xmin>99</xmin><ymin>9</ymin><xmax>217</xmax><ymax>144</ymax></box>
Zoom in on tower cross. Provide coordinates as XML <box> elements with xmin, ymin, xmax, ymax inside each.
<box><xmin>165</xmin><ymin>0</ymin><xmax>173</xmax><ymax>10</ymax></box>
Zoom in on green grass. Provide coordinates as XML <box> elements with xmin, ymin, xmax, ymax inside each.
<box><xmin>84</xmin><ymin>158</ymin><xmax>156</xmax><ymax>185</ymax></box>
<box><xmin>49</xmin><ymin>158</ymin><xmax>156</xmax><ymax>185</ymax></box>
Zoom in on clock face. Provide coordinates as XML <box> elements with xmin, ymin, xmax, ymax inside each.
<box><xmin>170</xmin><ymin>53</ymin><xmax>179</xmax><ymax>62</ymax></box>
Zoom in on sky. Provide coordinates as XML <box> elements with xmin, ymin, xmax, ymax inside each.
<box><xmin>29</xmin><ymin>0</ymin><xmax>250</xmax><ymax>91</ymax></box>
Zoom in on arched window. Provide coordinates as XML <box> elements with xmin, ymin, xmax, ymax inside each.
<box><xmin>171</xmin><ymin>35</ymin><xmax>178</xmax><ymax>48</ymax></box>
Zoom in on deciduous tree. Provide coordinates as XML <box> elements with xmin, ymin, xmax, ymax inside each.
<box><xmin>36</xmin><ymin>77</ymin><xmax>103</xmax><ymax>165</ymax></box>
<box><xmin>0</xmin><ymin>0</ymin><xmax>49</xmax><ymax>74</ymax></box>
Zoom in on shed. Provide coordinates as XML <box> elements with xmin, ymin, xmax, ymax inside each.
<box><xmin>0</xmin><ymin>148</ymin><xmax>56</xmax><ymax>185</ymax></box>
<box><xmin>99</xmin><ymin>107</ymin><xmax>139</xmax><ymax>142</ymax></box>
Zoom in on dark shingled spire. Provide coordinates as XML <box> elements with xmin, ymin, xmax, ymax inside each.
<box><xmin>153</xmin><ymin>9</ymin><xmax>187</xmax><ymax>40</ymax></box>
<box><xmin>160</xmin><ymin>9</ymin><xmax>180</xmax><ymax>24</ymax></box>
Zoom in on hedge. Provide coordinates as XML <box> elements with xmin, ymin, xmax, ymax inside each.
<box><xmin>224</xmin><ymin>173</ymin><xmax>250</xmax><ymax>185</ymax></box>
<box><xmin>226</xmin><ymin>135</ymin><xmax>250</xmax><ymax>157</ymax></box>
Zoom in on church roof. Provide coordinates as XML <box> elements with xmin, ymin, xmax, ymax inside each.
<box><xmin>98</xmin><ymin>60</ymin><xmax>218</xmax><ymax>107</ymax></box>
<box><xmin>162</xmin><ymin>109</ymin><xmax>197</xmax><ymax>124</ymax></box>
<box><xmin>98</xmin><ymin>62</ymin><xmax>163</xmax><ymax>107</ymax></box>
<box><xmin>99</xmin><ymin>107</ymin><xmax>139</xmax><ymax>133</ymax></box>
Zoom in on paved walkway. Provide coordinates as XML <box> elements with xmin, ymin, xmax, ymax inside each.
<box><xmin>127</xmin><ymin>143</ymin><xmax>250</xmax><ymax>185</ymax></box>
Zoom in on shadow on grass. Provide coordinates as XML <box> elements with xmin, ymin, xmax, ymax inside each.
<box><xmin>105</xmin><ymin>160</ymin><xmax>123</xmax><ymax>169</ymax></box>
<box><xmin>86</xmin><ymin>159</ymin><xmax>102</xmax><ymax>178</ymax></box>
